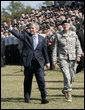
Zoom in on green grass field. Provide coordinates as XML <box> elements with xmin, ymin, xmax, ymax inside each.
<box><xmin>1</xmin><ymin>65</ymin><xmax>84</xmax><ymax>109</ymax></box>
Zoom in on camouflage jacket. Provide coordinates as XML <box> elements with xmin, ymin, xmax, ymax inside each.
<box><xmin>52</xmin><ymin>30</ymin><xmax>82</xmax><ymax>62</ymax></box>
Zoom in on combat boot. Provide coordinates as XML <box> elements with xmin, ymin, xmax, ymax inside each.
<box><xmin>64</xmin><ymin>92</ymin><xmax>68</xmax><ymax>100</ymax></box>
<box><xmin>66</xmin><ymin>91</ymin><xmax>72</xmax><ymax>102</ymax></box>
<box><xmin>62</xmin><ymin>90</ymin><xmax>68</xmax><ymax>100</ymax></box>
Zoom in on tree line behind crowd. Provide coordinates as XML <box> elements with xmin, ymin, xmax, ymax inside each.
<box><xmin>1</xmin><ymin>1</ymin><xmax>54</xmax><ymax>23</ymax></box>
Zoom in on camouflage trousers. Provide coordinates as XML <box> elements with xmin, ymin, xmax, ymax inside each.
<box><xmin>59</xmin><ymin>59</ymin><xmax>78</xmax><ymax>92</ymax></box>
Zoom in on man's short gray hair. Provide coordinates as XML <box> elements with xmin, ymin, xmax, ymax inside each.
<box><xmin>31</xmin><ymin>22</ymin><xmax>40</xmax><ymax>31</ymax></box>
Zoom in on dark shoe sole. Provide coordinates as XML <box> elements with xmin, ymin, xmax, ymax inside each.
<box><xmin>41</xmin><ymin>100</ymin><xmax>49</xmax><ymax>104</ymax></box>
<box><xmin>25</xmin><ymin>99</ymin><xmax>30</xmax><ymax>103</ymax></box>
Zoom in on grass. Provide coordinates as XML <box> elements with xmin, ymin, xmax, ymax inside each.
<box><xmin>1</xmin><ymin>65</ymin><xmax>84</xmax><ymax>109</ymax></box>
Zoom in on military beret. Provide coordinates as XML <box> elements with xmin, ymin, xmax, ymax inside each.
<box><xmin>25</xmin><ymin>12</ymin><xmax>28</xmax><ymax>14</ymax></box>
<box><xmin>26</xmin><ymin>23</ymin><xmax>31</xmax><ymax>28</ymax></box>
<box><xmin>62</xmin><ymin>20</ymin><xmax>70</xmax><ymax>25</ymax></box>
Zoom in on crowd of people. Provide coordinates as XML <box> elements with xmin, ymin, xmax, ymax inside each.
<box><xmin>1</xmin><ymin>4</ymin><xmax>84</xmax><ymax>68</ymax></box>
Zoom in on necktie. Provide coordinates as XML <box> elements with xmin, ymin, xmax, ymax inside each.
<box><xmin>33</xmin><ymin>35</ymin><xmax>38</xmax><ymax>50</ymax></box>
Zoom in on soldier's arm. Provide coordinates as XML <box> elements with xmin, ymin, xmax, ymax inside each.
<box><xmin>75</xmin><ymin>34</ymin><xmax>82</xmax><ymax>58</ymax></box>
<box><xmin>52</xmin><ymin>36</ymin><xmax>58</xmax><ymax>66</ymax></box>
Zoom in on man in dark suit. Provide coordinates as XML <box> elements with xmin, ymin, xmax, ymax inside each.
<box><xmin>76</xmin><ymin>21</ymin><xmax>84</xmax><ymax>73</ymax></box>
<box><xmin>7</xmin><ymin>18</ymin><xmax>50</xmax><ymax>104</ymax></box>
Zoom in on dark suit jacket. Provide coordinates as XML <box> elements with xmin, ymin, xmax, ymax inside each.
<box><xmin>76</xmin><ymin>28</ymin><xmax>84</xmax><ymax>73</ymax></box>
<box><xmin>9</xmin><ymin>29</ymin><xmax>50</xmax><ymax>68</ymax></box>
<box><xmin>77</xmin><ymin>29</ymin><xmax>84</xmax><ymax>52</ymax></box>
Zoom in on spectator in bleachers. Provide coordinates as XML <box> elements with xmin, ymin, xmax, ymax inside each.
<box><xmin>1</xmin><ymin>31</ymin><xmax>5</xmax><ymax>67</ymax></box>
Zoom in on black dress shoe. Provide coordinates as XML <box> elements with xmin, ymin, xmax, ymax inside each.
<box><xmin>41</xmin><ymin>99</ymin><xmax>49</xmax><ymax>104</ymax></box>
<box><xmin>25</xmin><ymin>98</ymin><xmax>30</xmax><ymax>103</ymax></box>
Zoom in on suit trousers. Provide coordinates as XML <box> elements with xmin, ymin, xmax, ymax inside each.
<box><xmin>24</xmin><ymin>58</ymin><xmax>47</xmax><ymax>100</ymax></box>
<box><xmin>47</xmin><ymin>45</ymin><xmax>55</xmax><ymax>70</ymax></box>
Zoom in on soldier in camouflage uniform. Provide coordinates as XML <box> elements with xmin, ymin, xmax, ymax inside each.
<box><xmin>52</xmin><ymin>20</ymin><xmax>82</xmax><ymax>102</ymax></box>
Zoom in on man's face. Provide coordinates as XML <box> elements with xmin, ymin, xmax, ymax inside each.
<box><xmin>5</xmin><ymin>32</ymin><xmax>8</xmax><ymax>37</ymax></box>
<box><xmin>30</xmin><ymin>25</ymin><xmax>38</xmax><ymax>35</ymax></box>
<box><xmin>63</xmin><ymin>23</ymin><xmax>70</xmax><ymax>31</ymax></box>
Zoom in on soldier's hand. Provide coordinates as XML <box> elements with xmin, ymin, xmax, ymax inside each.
<box><xmin>7</xmin><ymin>18</ymin><xmax>12</xmax><ymax>28</ymax></box>
<box><xmin>81</xmin><ymin>52</ymin><xmax>84</xmax><ymax>57</ymax></box>
<box><xmin>46</xmin><ymin>63</ymin><xmax>50</xmax><ymax>69</ymax></box>
<box><xmin>52</xmin><ymin>61</ymin><xmax>56</xmax><ymax>67</ymax></box>
<box><xmin>46</xmin><ymin>30</ymin><xmax>50</xmax><ymax>36</ymax></box>
<box><xmin>76</xmin><ymin>57</ymin><xmax>81</xmax><ymax>62</ymax></box>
